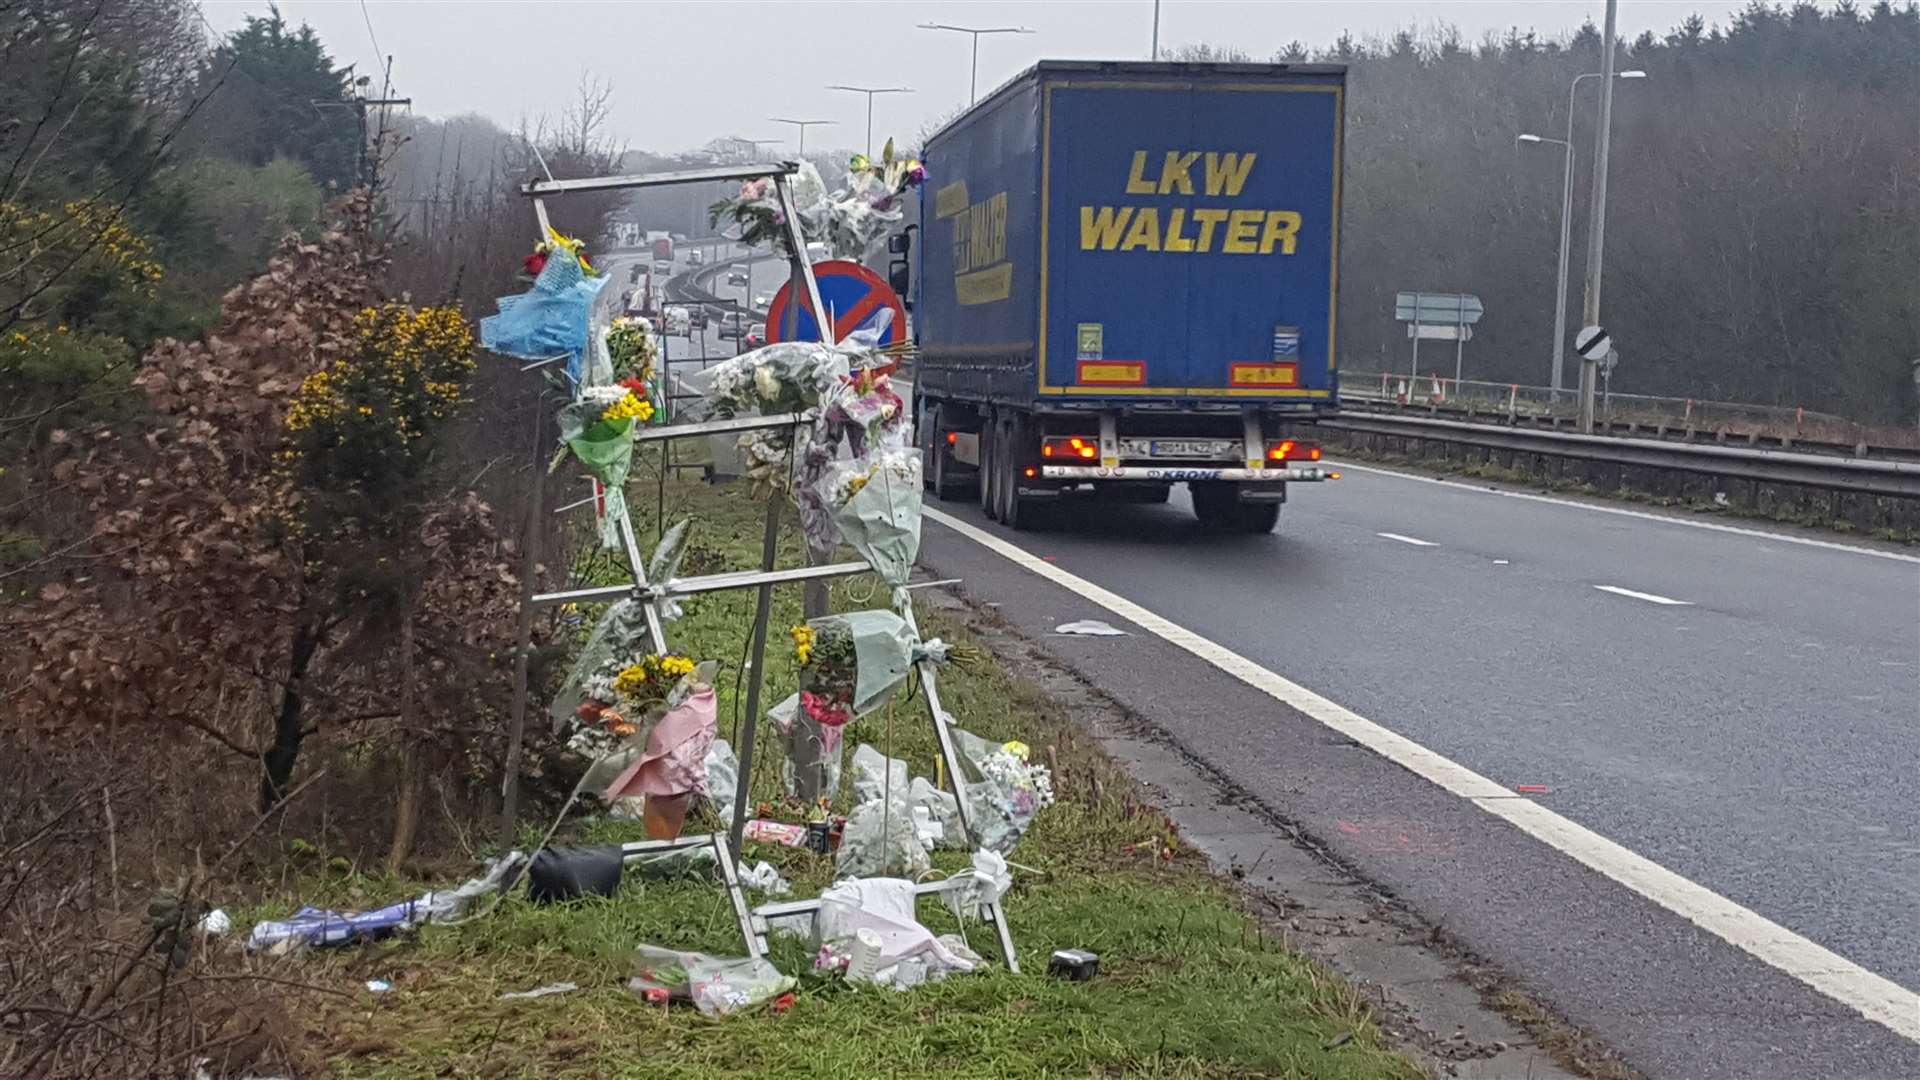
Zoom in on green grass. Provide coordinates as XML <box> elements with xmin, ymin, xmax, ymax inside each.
<box><xmin>262</xmin><ymin>475</ymin><xmax>1422</xmax><ymax>1079</ymax></box>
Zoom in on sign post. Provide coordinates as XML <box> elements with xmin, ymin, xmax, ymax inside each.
<box><xmin>1395</xmin><ymin>292</ymin><xmax>1483</xmax><ymax>393</ymax></box>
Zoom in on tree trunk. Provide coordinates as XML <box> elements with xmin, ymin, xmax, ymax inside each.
<box><xmin>259</xmin><ymin>616</ymin><xmax>322</xmax><ymax>811</ymax></box>
<box><xmin>386</xmin><ymin>608</ymin><xmax>421</xmax><ymax>870</ymax></box>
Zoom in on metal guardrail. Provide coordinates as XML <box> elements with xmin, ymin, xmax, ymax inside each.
<box><xmin>1320</xmin><ymin>412</ymin><xmax>1920</xmax><ymax>499</ymax></box>
<box><xmin>1337</xmin><ymin>371</ymin><xmax>1920</xmax><ymax>464</ymax></box>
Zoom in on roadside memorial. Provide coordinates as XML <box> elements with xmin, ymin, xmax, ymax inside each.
<box><xmin>451</xmin><ymin>151</ymin><xmax>1027</xmax><ymax>984</ymax></box>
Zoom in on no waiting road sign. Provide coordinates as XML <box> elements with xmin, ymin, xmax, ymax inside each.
<box><xmin>766</xmin><ymin>260</ymin><xmax>908</xmax><ymax>349</ymax></box>
<box><xmin>1575</xmin><ymin>324</ymin><xmax>1612</xmax><ymax>360</ymax></box>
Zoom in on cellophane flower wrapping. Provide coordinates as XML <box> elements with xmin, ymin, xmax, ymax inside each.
<box><xmin>686</xmin><ymin>340</ymin><xmax>850</xmax><ymax>501</ymax></box>
<box><xmin>548</xmin><ymin>599</ymin><xmax>650</xmax><ymax>733</ymax></box>
<box><xmin>647</xmin><ymin>519</ymin><xmax>693</xmax><ymax>621</ymax></box>
<box><xmin>708</xmin><ymin>148</ymin><xmax>927</xmax><ymax>265</ymax></box>
<box><xmin>818</xmin><ymin>448</ymin><xmax>922</xmax><ymax>587</ymax></box>
<box><xmin>833</xmin><ymin>794</ymin><xmax>930</xmax><ymax>879</ymax></box>
<box><xmin>480</xmin><ymin>242</ymin><xmax>608</xmax><ymax>381</ymax></box>
<box><xmin>949</xmin><ymin>726</ymin><xmax>1057</xmax><ymax>855</ymax></box>
<box><xmin>791</xmin><ymin>610</ymin><xmax>915</xmax><ymax>755</ymax></box>
<box><xmin>628</xmin><ymin>944</ymin><xmax>794</xmax><ymax>1018</ymax></box>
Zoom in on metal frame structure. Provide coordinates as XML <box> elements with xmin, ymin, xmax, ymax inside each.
<box><xmin>516</xmin><ymin>163</ymin><xmax>1022</xmax><ymax>973</ymax></box>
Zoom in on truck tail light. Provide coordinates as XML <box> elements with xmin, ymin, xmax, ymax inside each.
<box><xmin>1041</xmin><ymin>436</ymin><xmax>1097</xmax><ymax>461</ymax></box>
<box><xmin>1266</xmin><ymin>440</ymin><xmax>1322</xmax><ymax>462</ymax></box>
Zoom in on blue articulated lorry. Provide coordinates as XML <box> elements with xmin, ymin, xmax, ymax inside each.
<box><xmin>901</xmin><ymin>60</ymin><xmax>1344</xmax><ymax>531</ymax></box>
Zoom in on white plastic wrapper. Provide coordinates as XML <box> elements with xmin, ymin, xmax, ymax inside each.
<box><xmin>834</xmin><ymin>795</ymin><xmax>930</xmax><ymax>880</ymax></box>
<box><xmin>813</xmin><ymin>877</ymin><xmax>977</xmax><ymax>989</ymax></box>
<box><xmin>703</xmin><ymin>738</ymin><xmax>739</xmax><ymax>824</ymax></box>
<box><xmin>851</xmin><ymin>743</ymin><xmax>910</xmax><ymax>806</ymax></box>
<box><xmin>628</xmin><ymin>945</ymin><xmax>794</xmax><ymax>1017</ymax></box>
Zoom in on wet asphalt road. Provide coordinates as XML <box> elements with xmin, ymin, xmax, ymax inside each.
<box><xmin>916</xmin><ymin>464</ymin><xmax>1920</xmax><ymax>1079</ymax></box>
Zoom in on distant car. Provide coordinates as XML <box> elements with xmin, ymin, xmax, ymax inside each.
<box><xmin>686</xmin><ymin>308</ymin><xmax>709</xmax><ymax>330</ymax></box>
<box><xmin>653</xmin><ymin>260</ymin><xmax>673</xmax><ymax>276</ymax></box>
<box><xmin>726</xmin><ymin>270</ymin><xmax>749</xmax><ymax>287</ymax></box>
<box><xmin>752</xmin><ymin>293</ymin><xmax>772</xmax><ymax>310</ymax></box>
<box><xmin>743</xmin><ymin>322</ymin><xmax>767</xmax><ymax>349</ymax></box>
<box><xmin>687</xmin><ymin>249</ymin><xmax>705</xmax><ymax>267</ymax></box>
<box><xmin>716</xmin><ymin>314</ymin><xmax>746</xmax><ymax>340</ymax></box>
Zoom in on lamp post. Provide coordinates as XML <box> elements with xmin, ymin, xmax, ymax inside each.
<box><xmin>1151</xmin><ymin>0</ymin><xmax>1161</xmax><ymax>59</ymax></box>
<box><xmin>827</xmin><ymin>85</ymin><xmax>913</xmax><ymax>158</ymax></box>
<box><xmin>918</xmin><ymin>23</ymin><xmax>1033</xmax><ymax>104</ymax></box>
<box><xmin>1518</xmin><ymin>67</ymin><xmax>1645</xmax><ymax>404</ymax></box>
<box><xmin>1579</xmin><ymin>0</ymin><xmax>1624</xmax><ymax>433</ymax></box>
<box><xmin>769</xmin><ymin>118</ymin><xmax>834</xmax><ymax>156</ymax></box>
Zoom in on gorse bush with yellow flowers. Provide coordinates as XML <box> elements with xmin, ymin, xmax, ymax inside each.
<box><xmin>280</xmin><ymin>303</ymin><xmax>477</xmax><ymax>525</ymax></box>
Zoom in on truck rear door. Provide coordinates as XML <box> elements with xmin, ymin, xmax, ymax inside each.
<box><xmin>1040</xmin><ymin>70</ymin><xmax>1343</xmax><ymax>403</ymax></box>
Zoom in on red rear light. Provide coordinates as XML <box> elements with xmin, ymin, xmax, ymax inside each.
<box><xmin>1266</xmin><ymin>439</ymin><xmax>1321</xmax><ymax>463</ymax></box>
<box><xmin>1023</xmin><ymin>467</ymin><xmax>1036</xmax><ymax>477</ymax></box>
<box><xmin>1041</xmin><ymin>436</ymin><xmax>1098</xmax><ymax>461</ymax></box>
<box><xmin>946</xmin><ymin>432</ymin><xmax>958</xmax><ymax>445</ymax></box>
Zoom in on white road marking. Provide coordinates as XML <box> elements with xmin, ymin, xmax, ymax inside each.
<box><xmin>1376</xmin><ymin>531</ymin><xmax>1438</xmax><ymax>547</ymax></box>
<box><xmin>924</xmin><ymin>504</ymin><xmax>1920</xmax><ymax>1044</ymax></box>
<box><xmin>1593</xmin><ymin>584</ymin><xmax>1694</xmax><ymax>606</ymax></box>
<box><xmin>1331</xmin><ymin>460</ymin><xmax>1920</xmax><ymax>565</ymax></box>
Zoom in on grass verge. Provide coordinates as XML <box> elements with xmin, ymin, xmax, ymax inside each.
<box><xmin>248</xmin><ymin>474</ymin><xmax>1424</xmax><ymax>1079</ymax></box>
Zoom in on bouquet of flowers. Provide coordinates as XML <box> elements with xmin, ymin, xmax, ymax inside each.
<box><xmin>813</xmin><ymin>447</ymin><xmax>922</xmax><ymax>586</ymax></box>
<box><xmin>707</xmin><ymin>147</ymin><xmax>929</xmax><ymax>265</ymax></box>
<box><xmin>480</xmin><ymin>229</ymin><xmax>609</xmax><ymax>382</ymax></box>
<box><xmin>568</xmin><ymin>650</ymin><xmax>698</xmax><ymax>758</ymax></box>
<box><xmin>606</xmin><ymin>316</ymin><xmax>658</xmax><ymax>383</ymax></box>
<box><xmin>555</xmin><ymin>385</ymin><xmax>643</xmax><ymax>547</ymax></box>
<box><xmin>689</xmin><ymin>340</ymin><xmax>849</xmax><ymax>499</ymax></box>
<box><xmin>524</xmin><ymin>229</ymin><xmax>598</xmax><ymax>279</ymax></box>
<box><xmin>950</xmin><ymin>726</ymin><xmax>1057</xmax><ymax>855</ymax></box>
<box><xmin>789</xmin><ymin>610</ymin><xmax>916</xmax><ymax>753</ymax></box>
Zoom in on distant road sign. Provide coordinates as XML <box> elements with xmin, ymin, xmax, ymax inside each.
<box><xmin>1395</xmin><ymin>292</ymin><xmax>1484</xmax><ymax>324</ymax></box>
<box><xmin>1407</xmin><ymin>324</ymin><xmax>1473</xmax><ymax>342</ymax></box>
<box><xmin>766</xmin><ymin>260</ymin><xmax>907</xmax><ymax>348</ymax></box>
<box><xmin>1575</xmin><ymin>324</ymin><xmax>1611</xmax><ymax>360</ymax></box>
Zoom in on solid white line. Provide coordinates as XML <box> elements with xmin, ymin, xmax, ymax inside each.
<box><xmin>1376</xmin><ymin>531</ymin><xmax>1438</xmax><ymax>547</ymax></box>
<box><xmin>1331</xmin><ymin>460</ymin><xmax>1920</xmax><ymax>565</ymax></box>
<box><xmin>923</xmin><ymin>505</ymin><xmax>1920</xmax><ymax>1044</ymax></box>
<box><xmin>1593</xmin><ymin>584</ymin><xmax>1693</xmax><ymax>606</ymax></box>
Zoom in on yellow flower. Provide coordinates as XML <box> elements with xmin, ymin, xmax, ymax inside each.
<box><xmin>660</xmin><ymin>655</ymin><xmax>695</xmax><ymax>679</ymax></box>
<box><xmin>789</xmin><ymin>625</ymin><xmax>815</xmax><ymax>665</ymax></box>
<box><xmin>612</xmin><ymin>663</ymin><xmax>651</xmax><ymax>696</ymax></box>
<box><xmin>602</xmin><ymin>392</ymin><xmax>655</xmax><ymax>423</ymax></box>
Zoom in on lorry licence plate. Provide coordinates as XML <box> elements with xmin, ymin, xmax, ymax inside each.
<box><xmin>1149</xmin><ymin>439</ymin><xmax>1233</xmax><ymax>458</ymax></box>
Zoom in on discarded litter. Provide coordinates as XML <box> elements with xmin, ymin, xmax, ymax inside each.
<box><xmin>527</xmin><ymin>844</ymin><xmax>626</xmax><ymax>904</ymax></box>
<box><xmin>499</xmin><ymin>981</ymin><xmax>579</xmax><ymax>1000</ymax></box>
<box><xmin>814</xmin><ymin>877</ymin><xmax>980</xmax><ymax>990</ymax></box>
<box><xmin>1048</xmin><ymin>948</ymin><xmax>1099</xmax><ymax>981</ymax></box>
<box><xmin>738</xmin><ymin>860</ymin><xmax>792</xmax><ymax>897</ymax></box>
<box><xmin>627</xmin><ymin>944</ymin><xmax>795</xmax><ymax>1017</ymax></box>
<box><xmin>1054</xmin><ymin>619</ymin><xmax>1126</xmax><ymax>637</ymax></box>
<box><xmin>246</xmin><ymin>850</ymin><xmax>527</xmax><ymax>952</ymax></box>
<box><xmin>198</xmin><ymin>909</ymin><xmax>232</xmax><ymax>937</ymax></box>
<box><xmin>365</xmin><ymin>979</ymin><xmax>392</xmax><ymax>994</ymax></box>
<box><xmin>743</xmin><ymin>819</ymin><xmax>810</xmax><ymax>848</ymax></box>
<box><xmin>1514</xmin><ymin>784</ymin><xmax>1551</xmax><ymax>794</ymax></box>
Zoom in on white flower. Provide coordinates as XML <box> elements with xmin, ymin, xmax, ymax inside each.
<box><xmin>754</xmin><ymin>365</ymin><xmax>783</xmax><ymax>401</ymax></box>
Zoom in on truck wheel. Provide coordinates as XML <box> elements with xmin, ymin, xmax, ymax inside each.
<box><xmin>928</xmin><ymin>407</ymin><xmax>970</xmax><ymax>502</ymax></box>
<box><xmin>1191</xmin><ymin>482</ymin><xmax>1235</xmax><ymax>529</ymax></box>
<box><xmin>999</xmin><ymin>415</ymin><xmax>1042</xmax><ymax>531</ymax></box>
<box><xmin>1231</xmin><ymin>501</ymin><xmax>1282</xmax><ymax>533</ymax></box>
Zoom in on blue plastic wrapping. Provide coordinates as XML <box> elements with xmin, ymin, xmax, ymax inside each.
<box><xmin>480</xmin><ymin>244</ymin><xmax>609</xmax><ymax>380</ymax></box>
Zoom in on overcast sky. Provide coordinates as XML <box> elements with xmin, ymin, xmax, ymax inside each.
<box><xmin>198</xmin><ymin>1</ymin><xmax>1731</xmax><ymax>155</ymax></box>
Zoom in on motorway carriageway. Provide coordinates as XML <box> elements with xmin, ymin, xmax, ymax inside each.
<box><xmin>915</xmin><ymin>459</ymin><xmax>1920</xmax><ymax>1078</ymax></box>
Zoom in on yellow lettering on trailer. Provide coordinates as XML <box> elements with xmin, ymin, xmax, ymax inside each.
<box><xmin>1203</xmin><ymin>152</ymin><xmax>1258</xmax><ymax>196</ymax></box>
<box><xmin>1156</xmin><ymin>151</ymin><xmax>1199</xmax><ymax>195</ymax></box>
<box><xmin>1125</xmin><ymin>151</ymin><xmax>1157</xmax><ymax>195</ymax></box>
<box><xmin>1080</xmin><ymin>206</ymin><xmax>1134</xmax><ymax>250</ymax></box>
<box><xmin>1076</xmin><ymin>150</ymin><xmax>1300</xmax><ymax>257</ymax></box>
<box><xmin>1119</xmin><ymin>207</ymin><xmax>1162</xmax><ymax>252</ymax></box>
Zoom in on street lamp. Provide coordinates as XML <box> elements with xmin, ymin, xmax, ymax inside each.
<box><xmin>827</xmin><ymin>84</ymin><xmax>913</xmax><ymax>158</ymax></box>
<box><xmin>918</xmin><ymin>23</ymin><xmax>1033</xmax><ymax>104</ymax></box>
<box><xmin>1517</xmin><ymin>68</ymin><xmax>1646</xmax><ymax>403</ymax></box>
<box><xmin>769</xmin><ymin>118</ymin><xmax>834</xmax><ymax>156</ymax></box>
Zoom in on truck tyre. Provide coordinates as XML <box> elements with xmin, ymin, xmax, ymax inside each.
<box><xmin>1231</xmin><ymin>501</ymin><xmax>1282</xmax><ymax>533</ymax></box>
<box><xmin>998</xmin><ymin>414</ymin><xmax>1043</xmax><ymax>531</ymax></box>
<box><xmin>928</xmin><ymin>407</ymin><xmax>970</xmax><ymax>502</ymax></box>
